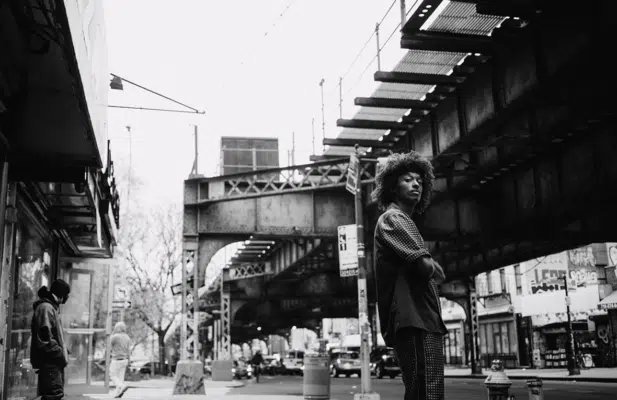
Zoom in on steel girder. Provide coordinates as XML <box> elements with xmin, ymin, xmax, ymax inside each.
<box><xmin>383</xmin><ymin>10</ymin><xmax>617</xmax><ymax>279</ymax></box>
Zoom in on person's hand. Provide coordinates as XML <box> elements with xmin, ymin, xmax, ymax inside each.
<box><xmin>431</xmin><ymin>260</ymin><xmax>446</xmax><ymax>284</ymax></box>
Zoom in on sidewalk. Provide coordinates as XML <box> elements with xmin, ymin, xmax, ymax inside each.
<box><xmin>445</xmin><ymin>366</ymin><xmax>617</xmax><ymax>382</ymax></box>
<box><xmin>72</xmin><ymin>377</ymin><xmax>304</xmax><ymax>400</ymax></box>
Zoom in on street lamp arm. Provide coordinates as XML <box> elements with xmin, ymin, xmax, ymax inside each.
<box><xmin>110</xmin><ymin>73</ymin><xmax>205</xmax><ymax>114</ymax></box>
<box><xmin>108</xmin><ymin>105</ymin><xmax>205</xmax><ymax>115</ymax></box>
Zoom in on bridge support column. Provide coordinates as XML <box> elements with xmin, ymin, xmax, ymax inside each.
<box><xmin>174</xmin><ymin>241</ymin><xmax>205</xmax><ymax>394</ymax></box>
<box><xmin>212</xmin><ymin>289</ymin><xmax>233</xmax><ymax>381</ymax></box>
<box><xmin>443</xmin><ymin>279</ymin><xmax>482</xmax><ymax>375</ymax></box>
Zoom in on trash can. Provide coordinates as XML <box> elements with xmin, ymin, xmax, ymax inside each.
<box><xmin>526</xmin><ymin>377</ymin><xmax>543</xmax><ymax>400</ymax></box>
<box><xmin>303</xmin><ymin>354</ymin><xmax>330</xmax><ymax>400</ymax></box>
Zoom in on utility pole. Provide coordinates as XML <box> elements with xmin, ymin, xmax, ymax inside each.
<box><xmin>319</xmin><ymin>79</ymin><xmax>326</xmax><ymax>152</ymax></box>
<box><xmin>400</xmin><ymin>0</ymin><xmax>407</xmax><ymax>28</ymax></box>
<box><xmin>126</xmin><ymin>126</ymin><xmax>132</xmax><ymax>215</ymax></box>
<box><xmin>291</xmin><ymin>131</ymin><xmax>296</xmax><ymax>166</ymax></box>
<box><xmin>193</xmin><ymin>125</ymin><xmax>199</xmax><ymax>175</ymax></box>
<box><xmin>339</xmin><ymin>77</ymin><xmax>343</xmax><ymax>119</ymax></box>
<box><xmin>311</xmin><ymin>118</ymin><xmax>316</xmax><ymax>155</ymax></box>
<box><xmin>353</xmin><ymin>145</ymin><xmax>379</xmax><ymax>399</ymax></box>
<box><xmin>375</xmin><ymin>23</ymin><xmax>381</xmax><ymax>72</ymax></box>
<box><xmin>563</xmin><ymin>276</ymin><xmax>580</xmax><ymax>376</ymax></box>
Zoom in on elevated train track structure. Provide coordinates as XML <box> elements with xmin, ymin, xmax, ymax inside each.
<box><xmin>183</xmin><ymin>0</ymin><xmax>617</xmax><ymax>369</ymax></box>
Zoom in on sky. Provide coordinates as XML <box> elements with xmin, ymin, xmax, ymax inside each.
<box><xmin>103</xmin><ymin>0</ymin><xmax>415</xmax><ymax>207</ymax></box>
<box><xmin>102</xmin><ymin>0</ymin><xmax>419</xmax><ymax>283</ymax></box>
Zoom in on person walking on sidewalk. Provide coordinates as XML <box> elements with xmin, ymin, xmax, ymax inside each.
<box><xmin>30</xmin><ymin>279</ymin><xmax>71</xmax><ymax>400</ymax></box>
<box><xmin>372</xmin><ymin>151</ymin><xmax>448</xmax><ymax>400</ymax></box>
<box><xmin>109</xmin><ymin>321</ymin><xmax>131</xmax><ymax>398</ymax></box>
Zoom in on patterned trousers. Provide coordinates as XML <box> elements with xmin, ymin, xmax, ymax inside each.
<box><xmin>37</xmin><ymin>367</ymin><xmax>64</xmax><ymax>400</ymax></box>
<box><xmin>394</xmin><ymin>328</ymin><xmax>445</xmax><ymax>400</ymax></box>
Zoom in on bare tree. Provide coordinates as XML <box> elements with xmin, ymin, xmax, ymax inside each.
<box><xmin>117</xmin><ymin>202</ymin><xmax>182</xmax><ymax>374</ymax></box>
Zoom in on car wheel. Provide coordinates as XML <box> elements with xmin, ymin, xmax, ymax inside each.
<box><xmin>389</xmin><ymin>374</ymin><xmax>397</xmax><ymax>379</ymax></box>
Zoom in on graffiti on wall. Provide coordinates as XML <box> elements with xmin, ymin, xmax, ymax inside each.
<box><xmin>528</xmin><ymin>254</ymin><xmax>568</xmax><ymax>294</ymax></box>
<box><xmin>567</xmin><ymin>246</ymin><xmax>598</xmax><ymax>287</ymax></box>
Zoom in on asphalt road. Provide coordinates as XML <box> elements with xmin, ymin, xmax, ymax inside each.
<box><xmin>230</xmin><ymin>374</ymin><xmax>617</xmax><ymax>400</ymax></box>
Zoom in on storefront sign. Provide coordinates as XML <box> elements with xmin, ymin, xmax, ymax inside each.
<box><xmin>567</xmin><ymin>246</ymin><xmax>598</xmax><ymax>287</ymax></box>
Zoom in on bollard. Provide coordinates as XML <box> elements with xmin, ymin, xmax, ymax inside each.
<box><xmin>303</xmin><ymin>354</ymin><xmax>331</xmax><ymax>400</ymax></box>
<box><xmin>484</xmin><ymin>360</ymin><xmax>512</xmax><ymax>400</ymax></box>
<box><xmin>526</xmin><ymin>377</ymin><xmax>543</xmax><ymax>400</ymax></box>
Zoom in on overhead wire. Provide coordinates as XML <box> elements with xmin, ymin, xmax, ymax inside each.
<box><xmin>322</xmin><ymin>0</ymin><xmax>401</xmax><ymax>119</ymax></box>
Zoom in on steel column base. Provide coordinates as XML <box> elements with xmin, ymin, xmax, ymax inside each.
<box><xmin>173</xmin><ymin>360</ymin><xmax>205</xmax><ymax>394</ymax></box>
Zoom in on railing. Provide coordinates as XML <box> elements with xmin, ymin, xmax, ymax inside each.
<box><xmin>187</xmin><ymin>158</ymin><xmax>378</xmax><ymax>204</ymax></box>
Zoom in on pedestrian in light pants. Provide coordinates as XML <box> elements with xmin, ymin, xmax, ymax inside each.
<box><xmin>109</xmin><ymin>322</ymin><xmax>131</xmax><ymax>398</ymax></box>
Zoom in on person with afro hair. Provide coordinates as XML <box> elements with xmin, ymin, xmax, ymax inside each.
<box><xmin>372</xmin><ymin>151</ymin><xmax>447</xmax><ymax>400</ymax></box>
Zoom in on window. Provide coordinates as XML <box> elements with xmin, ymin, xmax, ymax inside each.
<box><xmin>500</xmin><ymin>269</ymin><xmax>508</xmax><ymax>293</ymax></box>
<box><xmin>486</xmin><ymin>272</ymin><xmax>494</xmax><ymax>294</ymax></box>
<box><xmin>514</xmin><ymin>264</ymin><xmax>522</xmax><ymax>295</ymax></box>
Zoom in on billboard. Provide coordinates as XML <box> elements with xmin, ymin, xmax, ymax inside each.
<box><xmin>220</xmin><ymin>137</ymin><xmax>279</xmax><ymax>175</ymax></box>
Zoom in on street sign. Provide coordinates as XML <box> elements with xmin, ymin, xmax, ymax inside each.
<box><xmin>114</xmin><ymin>285</ymin><xmax>130</xmax><ymax>302</ymax></box>
<box><xmin>338</xmin><ymin>224</ymin><xmax>358</xmax><ymax>277</ymax></box>
<box><xmin>345</xmin><ymin>154</ymin><xmax>359</xmax><ymax>194</ymax></box>
<box><xmin>112</xmin><ymin>301</ymin><xmax>131</xmax><ymax>309</ymax></box>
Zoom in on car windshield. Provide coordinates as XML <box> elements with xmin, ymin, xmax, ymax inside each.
<box><xmin>339</xmin><ymin>352</ymin><xmax>359</xmax><ymax>360</ymax></box>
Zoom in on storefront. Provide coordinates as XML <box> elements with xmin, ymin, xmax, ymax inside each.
<box><xmin>597</xmin><ymin>289</ymin><xmax>617</xmax><ymax>367</ymax></box>
<box><xmin>443</xmin><ymin>320</ymin><xmax>465</xmax><ymax>366</ymax></box>
<box><xmin>2</xmin><ymin>185</ymin><xmax>117</xmax><ymax>399</ymax></box>
<box><xmin>478</xmin><ymin>315</ymin><xmax>518</xmax><ymax>368</ymax></box>
<box><xmin>530</xmin><ymin>314</ymin><xmax>599</xmax><ymax>368</ymax></box>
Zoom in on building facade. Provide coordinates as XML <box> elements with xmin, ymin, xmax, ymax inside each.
<box><xmin>441</xmin><ymin>243</ymin><xmax>614</xmax><ymax>368</ymax></box>
<box><xmin>0</xmin><ymin>1</ymin><xmax>119</xmax><ymax>398</ymax></box>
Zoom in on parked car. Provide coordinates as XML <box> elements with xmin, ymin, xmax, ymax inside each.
<box><xmin>281</xmin><ymin>350</ymin><xmax>305</xmax><ymax>375</ymax></box>
<box><xmin>330</xmin><ymin>350</ymin><xmax>361</xmax><ymax>378</ymax></box>
<box><xmin>262</xmin><ymin>356</ymin><xmax>283</xmax><ymax>375</ymax></box>
<box><xmin>129</xmin><ymin>360</ymin><xmax>149</xmax><ymax>373</ymax></box>
<box><xmin>232</xmin><ymin>360</ymin><xmax>252</xmax><ymax>380</ymax></box>
<box><xmin>370</xmin><ymin>347</ymin><xmax>400</xmax><ymax>379</ymax></box>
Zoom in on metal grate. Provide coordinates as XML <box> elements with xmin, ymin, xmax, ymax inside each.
<box><xmin>426</xmin><ymin>1</ymin><xmax>507</xmax><ymax>36</ymax></box>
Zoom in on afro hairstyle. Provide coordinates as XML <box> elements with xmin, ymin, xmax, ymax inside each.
<box><xmin>371</xmin><ymin>151</ymin><xmax>434</xmax><ymax>214</ymax></box>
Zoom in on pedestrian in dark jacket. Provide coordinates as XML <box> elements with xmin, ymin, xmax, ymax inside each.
<box><xmin>372</xmin><ymin>152</ymin><xmax>447</xmax><ymax>400</ymax></box>
<box><xmin>30</xmin><ymin>279</ymin><xmax>71</xmax><ymax>400</ymax></box>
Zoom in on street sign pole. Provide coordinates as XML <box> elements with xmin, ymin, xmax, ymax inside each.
<box><xmin>564</xmin><ymin>276</ymin><xmax>580</xmax><ymax>376</ymax></box>
<box><xmin>351</xmin><ymin>149</ymin><xmax>378</xmax><ymax>399</ymax></box>
<box><xmin>181</xmin><ymin>251</ymin><xmax>187</xmax><ymax>360</ymax></box>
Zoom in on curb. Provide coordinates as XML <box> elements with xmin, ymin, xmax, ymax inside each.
<box><xmin>446</xmin><ymin>374</ymin><xmax>617</xmax><ymax>383</ymax></box>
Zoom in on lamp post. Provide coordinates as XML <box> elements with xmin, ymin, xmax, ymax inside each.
<box><xmin>563</xmin><ymin>276</ymin><xmax>580</xmax><ymax>376</ymax></box>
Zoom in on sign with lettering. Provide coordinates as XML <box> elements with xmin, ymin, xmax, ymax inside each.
<box><xmin>567</xmin><ymin>246</ymin><xmax>598</xmax><ymax>287</ymax></box>
<box><xmin>345</xmin><ymin>154</ymin><xmax>359</xmax><ymax>194</ymax></box>
<box><xmin>528</xmin><ymin>253</ymin><xmax>570</xmax><ymax>294</ymax></box>
<box><xmin>338</xmin><ymin>224</ymin><xmax>358</xmax><ymax>277</ymax></box>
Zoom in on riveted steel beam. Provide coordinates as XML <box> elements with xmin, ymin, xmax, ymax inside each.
<box><xmin>374</xmin><ymin>71</ymin><xmax>466</xmax><ymax>86</ymax></box>
<box><xmin>354</xmin><ymin>97</ymin><xmax>438</xmax><ymax>110</ymax></box>
<box><xmin>336</xmin><ymin>118</ymin><xmax>415</xmax><ymax>131</ymax></box>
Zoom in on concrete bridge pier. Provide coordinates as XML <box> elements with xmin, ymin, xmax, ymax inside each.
<box><xmin>441</xmin><ymin>279</ymin><xmax>482</xmax><ymax>374</ymax></box>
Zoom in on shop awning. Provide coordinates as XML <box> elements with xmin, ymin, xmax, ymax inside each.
<box><xmin>599</xmin><ymin>290</ymin><xmax>617</xmax><ymax>310</ymax></box>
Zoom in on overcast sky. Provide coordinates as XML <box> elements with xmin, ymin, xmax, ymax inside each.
<box><xmin>104</xmin><ymin>0</ymin><xmax>412</xmax><ymax>204</ymax></box>
<box><xmin>103</xmin><ymin>0</ymin><xmax>415</xmax><ymax>279</ymax></box>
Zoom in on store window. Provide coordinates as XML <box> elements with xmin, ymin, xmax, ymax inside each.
<box><xmin>6</xmin><ymin>209</ymin><xmax>53</xmax><ymax>400</ymax></box>
<box><xmin>443</xmin><ymin>328</ymin><xmax>463</xmax><ymax>365</ymax></box>
<box><xmin>514</xmin><ymin>264</ymin><xmax>522</xmax><ymax>295</ymax></box>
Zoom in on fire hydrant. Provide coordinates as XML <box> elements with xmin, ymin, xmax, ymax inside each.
<box><xmin>484</xmin><ymin>360</ymin><xmax>513</xmax><ymax>400</ymax></box>
<box><xmin>526</xmin><ymin>377</ymin><xmax>543</xmax><ymax>400</ymax></box>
